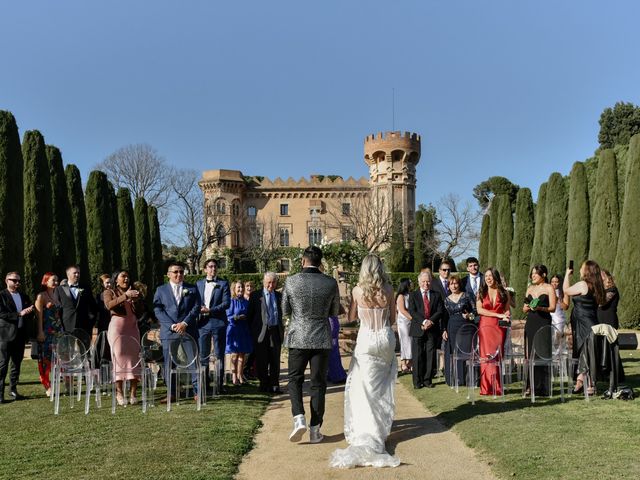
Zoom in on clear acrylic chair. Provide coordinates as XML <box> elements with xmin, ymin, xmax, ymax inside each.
<box><xmin>87</xmin><ymin>330</ymin><xmax>111</xmax><ymax>408</ymax></box>
<box><xmin>51</xmin><ymin>333</ymin><xmax>92</xmax><ymax>415</ymax></box>
<box><xmin>468</xmin><ymin>328</ymin><xmax>505</xmax><ymax>405</ymax></box>
<box><xmin>451</xmin><ymin>323</ymin><xmax>478</xmax><ymax>393</ymax></box>
<box><xmin>110</xmin><ymin>335</ymin><xmax>147</xmax><ymax>414</ymax></box>
<box><xmin>167</xmin><ymin>333</ymin><xmax>202</xmax><ymax>412</ymax></box>
<box><xmin>141</xmin><ymin>329</ymin><xmax>163</xmax><ymax>409</ymax></box>
<box><xmin>503</xmin><ymin>328</ymin><xmax>526</xmax><ymax>384</ymax></box>
<box><xmin>199</xmin><ymin>336</ymin><xmax>220</xmax><ymax>405</ymax></box>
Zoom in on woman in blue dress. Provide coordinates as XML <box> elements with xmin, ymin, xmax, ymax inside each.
<box><xmin>225</xmin><ymin>281</ymin><xmax>253</xmax><ymax>385</ymax></box>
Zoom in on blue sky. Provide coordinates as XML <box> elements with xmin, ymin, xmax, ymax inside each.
<box><xmin>2</xmin><ymin>1</ymin><xmax>639</xmax><ymax>236</ymax></box>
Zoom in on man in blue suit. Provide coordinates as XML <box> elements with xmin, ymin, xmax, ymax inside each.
<box><xmin>463</xmin><ymin>257</ymin><xmax>484</xmax><ymax>304</ymax></box>
<box><xmin>196</xmin><ymin>258</ymin><xmax>230</xmax><ymax>394</ymax></box>
<box><xmin>153</xmin><ymin>261</ymin><xmax>202</xmax><ymax>402</ymax></box>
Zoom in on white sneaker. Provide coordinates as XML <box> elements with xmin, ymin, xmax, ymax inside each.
<box><xmin>289</xmin><ymin>414</ymin><xmax>307</xmax><ymax>442</ymax></box>
<box><xmin>309</xmin><ymin>425</ymin><xmax>323</xmax><ymax>444</ymax></box>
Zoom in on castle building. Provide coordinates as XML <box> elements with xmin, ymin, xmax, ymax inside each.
<box><xmin>199</xmin><ymin>131</ymin><xmax>421</xmax><ymax>270</ymax></box>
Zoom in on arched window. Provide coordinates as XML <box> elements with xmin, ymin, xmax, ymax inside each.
<box><xmin>308</xmin><ymin>227</ymin><xmax>322</xmax><ymax>245</ymax></box>
<box><xmin>280</xmin><ymin>228</ymin><xmax>290</xmax><ymax>247</ymax></box>
<box><xmin>216</xmin><ymin>224</ymin><xmax>226</xmax><ymax>247</ymax></box>
<box><xmin>216</xmin><ymin>201</ymin><xmax>226</xmax><ymax>214</ymax></box>
<box><xmin>232</xmin><ymin>202</ymin><xmax>240</xmax><ymax>216</ymax></box>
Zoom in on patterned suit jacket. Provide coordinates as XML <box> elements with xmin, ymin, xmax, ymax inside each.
<box><xmin>282</xmin><ymin>268</ymin><xmax>340</xmax><ymax>350</ymax></box>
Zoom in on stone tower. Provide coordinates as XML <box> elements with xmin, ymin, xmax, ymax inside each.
<box><xmin>364</xmin><ymin>131</ymin><xmax>421</xmax><ymax>244</ymax></box>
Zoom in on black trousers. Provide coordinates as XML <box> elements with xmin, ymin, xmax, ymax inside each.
<box><xmin>0</xmin><ymin>332</ymin><xmax>26</xmax><ymax>396</ymax></box>
<box><xmin>255</xmin><ymin>327</ymin><xmax>282</xmax><ymax>390</ymax></box>
<box><xmin>288</xmin><ymin>348</ymin><xmax>330</xmax><ymax>427</ymax></box>
<box><xmin>412</xmin><ymin>332</ymin><xmax>438</xmax><ymax>387</ymax></box>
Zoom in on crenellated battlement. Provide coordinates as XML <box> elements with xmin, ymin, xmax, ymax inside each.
<box><xmin>364</xmin><ymin>131</ymin><xmax>421</xmax><ymax>143</ymax></box>
<box><xmin>364</xmin><ymin>131</ymin><xmax>421</xmax><ymax>161</ymax></box>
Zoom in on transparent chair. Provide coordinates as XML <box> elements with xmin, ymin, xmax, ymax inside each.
<box><xmin>503</xmin><ymin>328</ymin><xmax>526</xmax><ymax>384</ymax></box>
<box><xmin>141</xmin><ymin>329</ymin><xmax>163</xmax><ymax>408</ymax></box>
<box><xmin>468</xmin><ymin>328</ymin><xmax>505</xmax><ymax>405</ymax></box>
<box><xmin>167</xmin><ymin>333</ymin><xmax>202</xmax><ymax>412</ymax></box>
<box><xmin>87</xmin><ymin>330</ymin><xmax>111</xmax><ymax>408</ymax></box>
<box><xmin>199</xmin><ymin>336</ymin><xmax>221</xmax><ymax>405</ymax></box>
<box><xmin>450</xmin><ymin>323</ymin><xmax>478</xmax><ymax>393</ymax></box>
<box><xmin>51</xmin><ymin>333</ymin><xmax>92</xmax><ymax>415</ymax></box>
<box><xmin>110</xmin><ymin>335</ymin><xmax>147</xmax><ymax>414</ymax></box>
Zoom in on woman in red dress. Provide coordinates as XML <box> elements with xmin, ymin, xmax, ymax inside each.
<box><xmin>476</xmin><ymin>268</ymin><xmax>512</xmax><ymax>396</ymax></box>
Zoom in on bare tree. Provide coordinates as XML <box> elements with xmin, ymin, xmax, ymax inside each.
<box><xmin>326</xmin><ymin>193</ymin><xmax>394</xmax><ymax>252</ymax></box>
<box><xmin>432</xmin><ymin>193</ymin><xmax>481</xmax><ymax>263</ymax></box>
<box><xmin>96</xmin><ymin>143</ymin><xmax>174</xmax><ymax>224</ymax></box>
<box><xmin>244</xmin><ymin>215</ymin><xmax>283</xmax><ymax>273</ymax></box>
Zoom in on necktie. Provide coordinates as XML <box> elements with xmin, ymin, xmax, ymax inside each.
<box><xmin>443</xmin><ymin>280</ymin><xmax>449</xmax><ymax>295</ymax></box>
<box><xmin>174</xmin><ymin>284</ymin><xmax>181</xmax><ymax>304</ymax></box>
<box><xmin>473</xmin><ymin>277</ymin><xmax>478</xmax><ymax>295</ymax></box>
<box><xmin>423</xmin><ymin>291</ymin><xmax>431</xmax><ymax>319</ymax></box>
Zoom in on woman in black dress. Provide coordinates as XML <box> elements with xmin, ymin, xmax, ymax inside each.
<box><xmin>598</xmin><ymin>270</ymin><xmax>625</xmax><ymax>381</ymax></box>
<box><xmin>442</xmin><ymin>275</ymin><xmax>476</xmax><ymax>387</ymax></box>
<box><xmin>523</xmin><ymin>265</ymin><xmax>556</xmax><ymax>396</ymax></box>
<box><xmin>563</xmin><ymin>260</ymin><xmax>606</xmax><ymax>395</ymax></box>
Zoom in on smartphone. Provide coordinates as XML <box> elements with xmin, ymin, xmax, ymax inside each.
<box><xmin>568</xmin><ymin>260</ymin><xmax>574</xmax><ymax>270</ymax></box>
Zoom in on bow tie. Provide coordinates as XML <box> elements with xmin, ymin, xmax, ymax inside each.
<box><xmin>206</xmin><ymin>279</ymin><xmax>217</xmax><ymax>283</ymax></box>
<box><xmin>69</xmin><ymin>284</ymin><xmax>79</xmax><ymax>289</ymax></box>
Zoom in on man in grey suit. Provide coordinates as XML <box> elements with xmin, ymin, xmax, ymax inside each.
<box><xmin>283</xmin><ymin>246</ymin><xmax>340</xmax><ymax>444</ymax></box>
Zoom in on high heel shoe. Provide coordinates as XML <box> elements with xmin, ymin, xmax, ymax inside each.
<box><xmin>116</xmin><ymin>392</ymin><xmax>127</xmax><ymax>406</ymax></box>
<box><xmin>572</xmin><ymin>379</ymin><xmax>584</xmax><ymax>395</ymax></box>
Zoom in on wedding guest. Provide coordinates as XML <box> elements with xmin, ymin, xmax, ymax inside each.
<box><xmin>463</xmin><ymin>257</ymin><xmax>484</xmax><ymax>303</ymax></box>
<box><xmin>196</xmin><ymin>259</ymin><xmax>230</xmax><ymax>394</ymax></box>
<box><xmin>243</xmin><ymin>281</ymin><xmax>253</xmax><ymax>301</ymax></box>
<box><xmin>408</xmin><ymin>270</ymin><xmax>445</xmax><ymax>389</ymax></box>
<box><xmin>249</xmin><ymin>272</ymin><xmax>284</xmax><ymax>394</ymax></box>
<box><xmin>442</xmin><ymin>275</ymin><xmax>475</xmax><ymax>387</ymax></box>
<box><xmin>54</xmin><ymin>265</ymin><xmax>97</xmax><ymax>346</ymax></box>
<box><xmin>563</xmin><ymin>260</ymin><xmax>605</xmax><ymax>395</ymax></box>
<box><xmin>598</xmin><ymin>270</ymin><xmax>625</xmax><ymax>381</ymax></box>
<box><xmin>550</xmin><ymin>274</ymin><xmax>569</xmax><ymax>333</ymax></box>
<box><xmin>96</xmin><ymin>274</ymin><xmax>112</xmax><ymax>333</ymax></box>
<box><xmin>225</xmin><ymin>280</ymin><xmax>252</xmax><ymax>385</ymax></box>
<box><xmin>104</xmin><ymin>270</ymin><xmax>145</xmax><ymax>406</ymax></box>
<box><xmin>327</xmin><ymin>308</ymin><xmax>347</xmax><ymax>384</ymax></box>
<box><xmin>395</xmin><ymin>278</ymin><xmax>413</xmax><ymax>374</ymax></box>
<box><xmin>476</xmin><ymin>268</ymin><xmax>513</xmax><ymax>396</ymax></box>
<box><xmin>34</xmin><ymin>273</ymin><xmax>63</xmax><ymax>397</ymax></box>
<box><xmin>523</xmin><ymin>265</ymin><xmax>556</xmax><ymax>396</ymax></box>
<box><xmin>0</xmin><ymin>272</ymin><xmax>35</xmax><ymax>403</ymax></box>
<box><xmin>242</xmin><ymin>280</ymin><xmax>257</xmax><ymax>380</ymax></box>
<box><xmin>132</xmin><ymin>281</ymin><xmax>152</xmax><ymax>337</ymax></box>
<box><xmin>432</xmin><ymin>261</ymin><xmax>452</xmax><ymax>298</ymax></box>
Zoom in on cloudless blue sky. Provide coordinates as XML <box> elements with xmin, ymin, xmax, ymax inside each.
<box><xmin>2</xmin><ymin>0</ymin><xmax>639</xmax><ymax>244</ymax></box>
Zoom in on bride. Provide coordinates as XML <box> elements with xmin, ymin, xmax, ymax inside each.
<box><xmin>330</xmin><ymin>254</ymin><xmax>400</xmax><ymax>468</ymax></box>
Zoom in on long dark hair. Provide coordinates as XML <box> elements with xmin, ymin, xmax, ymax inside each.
<box><xmin>479</xmin><ymin>268</ymin><xmax>508</xmax><ymax>304</ymax></box>
<box><xmin>396</xmin><ymin>278</ymin><xmax>412</xmax><ymax>299</ymax></box>
<box><xmin>530</xmin><ymin>264</ymin><xmax>548</xmax><ymax>283</ymax></box>
<box><xmin>550</xmin><ymin>274</ymin><xmax>564</xmax><ymax>297</ymax></box>
<box><xmin>581</xmin><ymin>260</ymin><xmax>606</xmax><ymax>306</ymax></box>
<box><xmin>111</xmin><ymin>270</ymin><xmax>131</xmax><ymax>294</ymax></box>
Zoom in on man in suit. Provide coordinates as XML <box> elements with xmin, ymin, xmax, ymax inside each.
<box><xmin>153</xmin><ymin>261</ymin><xmax>202</xmax><ymax>402</ymax></box>
<box><xmin>196</xmin><ymin>258</ymin><xmax>230</xmax><ymax>394</ymax></box>
<box><xmin>53</xmin><ymin>265</ymin><xmax>97</xmax><ymax>346</ymax></box>
<box><xmin>432</xmin><ymin>261</ymin><xmax>452</xmax><ymax>299</ymax></box>
<box><xmin>247</xmin><ymin>272</ymin><xmax>283</xmax><ymax>394</ymax></box>
<box><xmin>408</xmin><ymin>270</ymin><xmax>445</xmax><ymax>389</ymax></box>
<box><xmin>283</xmin><ymin>246</ymin><xmax>340</xmax><ymax>444</ymax></box>
<box><xmin>463</xmin><ymin>256</ymin><xmax>484</xmax><ymax>304</ymax></box>
<box><xmin>0</xmin><ymin>272</ymin><xmax>35</xmax><ymax>403</ymax></box>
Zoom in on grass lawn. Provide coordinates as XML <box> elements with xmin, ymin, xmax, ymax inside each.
<box><xmin>401</xmin><ymin>350</ymin><xmax>640</xmax><ymax>480</ymax></box>
<box><xmin>0</xmin><ymin>360</ymin><xmax>270</xmax><ymax>480</ymax></box>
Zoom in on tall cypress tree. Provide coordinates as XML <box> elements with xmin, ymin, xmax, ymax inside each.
<box><xmin>46</xmin><ymin>145</ymin><xmax>76</xmax><ymax>276</ymax></box>
<box><xmin>85</xmin><ymin>170</ymin><xmax>113</xmax><ymax>289</ymax></box>
<box><xmin>386</xmin><ymin>210</ymin><xmax>407</xmax><ymax>272</ymax></box>
<box><xmin>135</xmin><ymin>197</ymin><xmax>152</xmax><ymax>288</ymax></box>
<box><xmin>487</xmin><ymin>199</ymin><xmax>499</xmax><ymax>268</ymax></box>
<box><xmin>614</xmin><ymin>134</ymin><xmax>640</xmax><ymax>328</ymax></box>
<box><xmin>566</xmin><ymin>161</ymin><xmax>590</xmax><ymax>270</ymax></box>
<box><xmin>478</xmin><ymin>213</ymin><xmax>490</xmax><ymax>269</ymax></box>
<box><xmin>589</xmin><ymin>149</ymin><xmax>620</xmax><ymax>267</ymax></box>
<box><xmin>65</xmin><ymin>165</ymin><xmax>89</xmax><ymax>277</ymax></box>
<box><xmin>529</xmin><ymin>182</ymin><xmax>548</xmax><ymax>266</ymax></box>
<box><xmin>22</xmin><ymin>130</ymin><xmax>53</xmax><ymax>299</ymax></box>
<box><xmin>509</xmin><ymin>188</ymin><xmax>535</xmax><ymax>318</ymax></box>
<box><xmin>0</xmin><ymin>110</ymin><xmax>24</xmax><ymax>275</ymax></box>
<box><xmin>108</xmin><ymin>182</ymin><xmax>122</xmax><ymax>270</ymax></box>
<box><xmin>542</xmin><ymin>172</ymin><xmax>568</xmax><ymax>276</ymax></box>
<box><xmin>413</xmin><ymin>209</ymin><xmax>425</xmax><ymax>272</ymax></box>
<box><xmin>117</xmin><ymin>188</ymin><xmax>137</xmax><ymax>278</ymax></box>
<box><xmin>148</xmin><ymin>205</ymin><xmax>163</xmax><ymax>289</ymax></box>
<box><xmin>495</xmin><ymin>194</ymin><xmax>513</xmax><ymax>279</ymax></box>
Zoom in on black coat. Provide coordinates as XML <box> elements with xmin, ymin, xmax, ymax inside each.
<box><xmin>53</xmin><ymin>284</ymin><xmax>97</xmax><ymax>335</ymax></box>
<box><xmin>407</xmin><ymin>289</ymin><xmax>445</xmax><ymax>338</ymax></box>
<box><xmin>0</xmin><ymin>289</ymin><xmax>34</xmax><ymax>342</ymax></box>
<box><xmin>247</xmin><ymin>289</ymin><xmax>283</xmax><ymax>344</ymax></box>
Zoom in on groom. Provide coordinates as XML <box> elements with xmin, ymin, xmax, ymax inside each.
<box><xmin>283</xmin><ymin>246</ymin><xmax>340</xmax><ymax>444</ymax></box>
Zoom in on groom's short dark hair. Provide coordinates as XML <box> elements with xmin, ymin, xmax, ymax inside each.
<box><xmin>303</xmin><ymin>246</ymin><xmax>323</xmax><ymax>267</ymax></box>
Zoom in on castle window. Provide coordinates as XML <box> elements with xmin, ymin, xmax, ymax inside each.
<box><xmin>310</xmin><ymin>208</ymin><xmax>320</xmax><ymax>221</ymax></box>
<box><xmin>216</xmin><ymin>224</ymin><xmax>226</xmax><ymax>247</ymax></box>
<box><xmin>247</xmin><ymin>206</ymin><xmax>257</xmax><ymax>217</ymax></box>
<box><xmin>280</xmin><ymin>228</ymin><xmax>290</xmax><ymax>247</ymax></box>
<box><xmin>280</xmin><ymin>204</ymin><xmax>289</xmax><ymax>216</ymax></box>
<box><xmin>216</xmin><ymin>201</ymin><xmax>226</xmax><ymax>214</ymax></box>
<box><xmin>308</xmin><ymin>227</ymin><xmax>322</xmax><ymax>246</ymax></box>
<box><xmin>341</xmin><ymin>226</ymin><xmax>354</xmax><ymax>242</ymax></box>
<box><xmin>280</xmin><ymin>259</ymin><xmax>291</xmax><ymax>272</ymax></box>
<box><xmin>342</xmin><ymin>203</ymin><xmax>351</xmax><ymax>216</ymax></box>
<box><xmin>250</xmin><ymin>226</ymin><xmax>262</xmax><ymax>247</ymax></box>
<box><xmin>232</xmin><ymin>202</ymin><xmax>240</xmax><ymax>216</ymax></box>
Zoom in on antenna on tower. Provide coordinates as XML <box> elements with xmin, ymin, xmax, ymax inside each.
<box><xmin>392</xmin><ymin>87</ymin><xmax>395</xmax><ymax>130</ymax></box>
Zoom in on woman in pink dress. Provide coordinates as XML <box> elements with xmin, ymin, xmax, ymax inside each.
<box><xmin>104</xmin><ymin>270</ymin><xmax>145</xmax><ymax>406</ymax></box>
<box><xmin>475</xmin><ymin>268</ymin><xmax>512</xmax><ymax>396</ymax></box>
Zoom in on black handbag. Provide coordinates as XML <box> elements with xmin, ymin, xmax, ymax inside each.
<box><xmin>30</xmin><ymin>341</ymin><xmax>40</xmax><ymax>360</ymax></box>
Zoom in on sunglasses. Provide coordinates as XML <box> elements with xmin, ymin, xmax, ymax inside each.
<box><xmin>7</xmin><ymin>278</ymin><xmax>21</xmax><ymax>283</ymax></box>
<box><xmin>440</xmin><ymin>268</ymin><xmax>450</xmax><ymax>272</ymax></box>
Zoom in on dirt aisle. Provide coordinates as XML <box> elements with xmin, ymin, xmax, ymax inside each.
<box><xmin>235</xmin><ymin>358</ymin><xmax>496</xmax><ymax>480</ymax></box>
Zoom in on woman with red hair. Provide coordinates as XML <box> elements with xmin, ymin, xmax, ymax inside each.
<box><xmin>34</xmin><ymin>272</ymin><xmax>63</xmax><ymax>396</ymax></box>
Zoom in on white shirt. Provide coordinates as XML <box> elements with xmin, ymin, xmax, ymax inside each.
<box><xmin>469</xmin><ymin>274</ymin><xmax>480</xmax><ymax>294</ymax></box>
<box><xmin>169</xmin><ymin>281</ymin><xmax>183</xmax><ymax>305</ymax></box>
<box><xmin>10</xmin><ymin>291</ymin><xmax>23</xmax><ymax>328</ymax></box>
<box><xmin>203</xmin><ymin>278</ymin><xmax>216</xmax><ymax>308</ymax></box>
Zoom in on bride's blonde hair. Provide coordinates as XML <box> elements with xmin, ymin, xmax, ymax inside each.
<box><xmin>358</xmin><ymin>254</ymin><xmax>390</xmax><ymax>303</ymax></box>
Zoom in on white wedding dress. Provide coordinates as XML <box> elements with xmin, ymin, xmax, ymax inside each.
<box><xmin>329</xmin><ymin>306</ymin><xmax>400</xmax><ymax>468</ymax></box>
